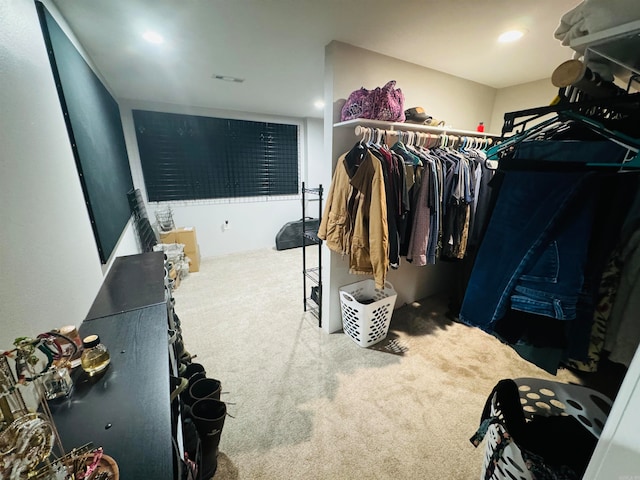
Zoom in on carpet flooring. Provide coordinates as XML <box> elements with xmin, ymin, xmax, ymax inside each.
<box><xmin>172</xmin><ymin>247</ymin><xmax>592</xmax><ymax>480</ymax></box>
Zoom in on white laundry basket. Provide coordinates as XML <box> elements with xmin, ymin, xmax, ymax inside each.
<box><xmin>481</xmin><ymin>378</ymin><xmax>612</xmax><ymax>480</ymax></box>
<box><xmin>339</xmin><ymin>279</ymin><xmax>397</xmax><ymax>347</ymax></box>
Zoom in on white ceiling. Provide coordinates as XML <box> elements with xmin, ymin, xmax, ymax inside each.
<box><xmin>51</xmin><ymin>0</ymin><xmax>581</xmax><ymax>119</ymax></box>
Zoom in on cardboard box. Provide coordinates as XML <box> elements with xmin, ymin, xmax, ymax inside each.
<box><xmin>159</xmin><ymin>227</ymin><xmax>197</xmax><ymax>253</ymax></box>
<box><xmin>186</xmin><ymin>245</ymin><xmax>200</xmax><ymax>273</ymax></box>
<box><xmin>159</xmin><ymin>230</ymin><xmax>178</xmax><ymax>244</ymax></box>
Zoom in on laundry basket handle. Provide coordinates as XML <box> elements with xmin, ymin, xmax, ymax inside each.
<box><xmin>339</xmin><ymin>291</ymin><xmax>357</xmax><ymax>303</ymax></box>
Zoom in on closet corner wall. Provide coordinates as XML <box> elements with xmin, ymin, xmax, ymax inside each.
<box><xmin>321</xmin><ymin>41</ymin><xmax>498</xmax><ymax>333</ymax></box>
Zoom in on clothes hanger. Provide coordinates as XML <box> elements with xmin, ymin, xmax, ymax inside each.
<box><xmin>366</xmin><ymin>127</ymin><xmax>375</xmax><ymax>147</ymax></box>
<box><xmin>485</xmin><ymin>116</ymin><xmax>562</xmax><ymax>161</ymax></box>
<box><xmin>562</xmin><ymin>110</ymin><xmax>640</xmax><ymax>169</ymax></box>
<box><xmin>381</xmin><ymin>130</ymin><xmax>388</xmax><ymax>147</ymax></box>
<box><xmin>488</xmin><ymin>110</ymin><xmax>640</xmax><ymax>170</ymax></box>
<box><xmin>374</xmin><ymin>129</ymin><xmax>382</xmax><ymax>148</ymax></box>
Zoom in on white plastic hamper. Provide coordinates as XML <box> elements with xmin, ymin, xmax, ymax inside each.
<box><xmin>339</xmin><ymin>279</ymin><xmax>397</xmax><ymax>347</ymax></box>
<box><xmin>481</xmin><ymin>377</ymin><xmax>612</xmax><ymax>480</ymax></box>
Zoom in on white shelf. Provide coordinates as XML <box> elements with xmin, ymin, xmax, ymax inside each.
<box><xmin>570</xmin><ymin>19</ymin><xmax>640</xmax><ymax>86</ymax></box>
<box><xmin>333</xmin><ymin>118</ymin><xmax>501</xmax><ymax>138</ymax></box>
<box><xmin>570</xmin><ymin>19</ymin><xmax>640</xmax><ymax>50</ymax></box>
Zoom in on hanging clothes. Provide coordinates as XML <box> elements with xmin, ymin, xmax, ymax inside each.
<box><xmin>405</xmin><ymin>158</ymin><xmax>431</xmax><ymax>265</ymax></box>
<box><xmin>318</xmin><ymin>143</ymin><xmax>389</xmax><ymax>289</ymax></box>
<box><xmin>391</xmin><ymin>141</ymin><xmax>423</xmax><ymax>258</ymax></box>
<box><xmin>317</xmin><ymin>146</ymin><xmax>361</xmax><ymax>256</ymax></box>
<box><xmin>599</xmin><ymin>184</ymin><xmax>640</xmax><ymax>367</ymax></box>
<box><xmin>395</xmin><ymin>139</ymin><xmax>493</xmax><ymax>265</ymax></box>
<box><xmin>460</xmin><ymin>129</ymin><xmax>640</xmax><ymax>373</ymax></box>
<box><xmin>320</xmin><ymin>128</ymin><xmax>494</xmax><ymax>291</ymax></box>
<box><xmin>370</xmin><ymin>142</ymin><xmax>404</xmax><ymax>269</ymax></box>
<box><xmin>460</xmin><ymin>169</ymin><xmax>595</xmax><ymax>329</ymax></box>
<box><xmin>604</xmin><ymin>224</ymin><xmax>640</xmax><ymax>367</ymax></box>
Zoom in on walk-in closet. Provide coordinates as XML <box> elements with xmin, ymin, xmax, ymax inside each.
<box><xmin>2</xmin><ymin>1</ymin><xmax>640</xmax><ymax>479</ymax></box>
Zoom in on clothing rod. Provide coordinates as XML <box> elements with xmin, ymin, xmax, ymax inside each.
<box><xmin>354</xmin><ymin>125</ymin><xmax>494</xmax><ymax>148</ymax></box>
<box><xmin>334</xmin><ymin>118</ymin><xmax>500</xmax><ymax>138</ymax></box>
<box><xmin>353</xmin><ymin>125</ymin><xmax>497</xmax><ymax>139</ymax></box>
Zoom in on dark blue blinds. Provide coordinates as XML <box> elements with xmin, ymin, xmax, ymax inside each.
<box><xmin>133</xmin><ymin>110</ymin><xmax>299</xmax><ymax>201</ymax></box>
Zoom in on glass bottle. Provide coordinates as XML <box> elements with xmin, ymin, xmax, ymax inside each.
<box><xmin>59</xmin><ymin>325</ymin><xmax>83</xmax><ymax>368</ymax></box>
<box><xmin>60</xmin><ymin>325</ymin><xmax>83</xmax><ymax>349</ymax></box>
<box><xmin>42</xmin><ymin>364</ymin><xmax>73</xmax><ymax>400</ymax></box>
<box><xmin>80</xmin><ymin>335</ymin><xmax>110</xmax><ymax>376</ymax></box>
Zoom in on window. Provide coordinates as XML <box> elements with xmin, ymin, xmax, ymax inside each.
<box><xmin>132</xmin><ymin>110</ymin><xmax>299</xmax><ymax>202</ymax></box>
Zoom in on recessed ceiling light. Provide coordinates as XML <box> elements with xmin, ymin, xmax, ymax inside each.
<box><xmin>314</xmin><ymin>100</ymin><xmax>325</xmax><ymax>109</ymax></box>
<box><xmin>143</xmin><ymin>31</ymin><xmax>164</xmax><ymax>44</ymax></box>
<box><xmin>212</xmin><ymin>74</ymin><xmax>245</xmax><ymax>83</ymax></box>
<box><xmin>498</xmin><ymin>29</ymin><xmax>526</xmax><ymax>43</ymax></box>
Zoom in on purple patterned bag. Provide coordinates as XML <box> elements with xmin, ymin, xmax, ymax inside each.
<box><xmin>340</xmin><ymin>80</ymin><xmax>405</xmax><ymax>122</ymax></box>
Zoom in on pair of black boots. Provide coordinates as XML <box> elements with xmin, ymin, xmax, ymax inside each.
<box><xmin>180</xmin><ymin>363</ymin><xmax>227</xmax><ymax>480</ymax></box>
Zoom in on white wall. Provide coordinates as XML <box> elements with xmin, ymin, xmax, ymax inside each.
<box><xmin>331</xmin><ymin>42</ymin><xmax>497</xmax><ymax>132</ymax></box>
<box><xmin>120</xmin><ymin>100</ymin><xmax>323</xmax><ymax>257</ymax></box>
<box><xmin>584</xmin><ymin>346</ymin><xmax>640</xmax><ymax>478</ymax></box>
<box><xmin>305</xmin><ymin>116</ymin><xmax>327</xmax><ymax>189</ymax></box>
<box><xmin>489</xmin><ymin>78</ymin><xmax>559</xmax><ymax>133</ymax></box>
<box><xmin>322</xmin><ymin>41</ymin><xmax>497</xmax><ymax>333</ymax></box>
<box><xmin>0</xmin><ymin>0</ymin><xmax>138</xmax><ymax>348</ymax></box>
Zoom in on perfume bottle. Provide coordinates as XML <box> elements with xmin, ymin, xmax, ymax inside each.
<box><xmin>80</xmin><ymin>335</ymin><xmax>110</xmax><ymax>376</ymax></box>
<box><xmin>59</xmin><ymin>325</ymin><xmax>83</xmax><ymax>368</ymax></box>
<box><xmin>42</xmin><ymin>364</ymin><xmax>73</xmax><ymax>400</ymax></box>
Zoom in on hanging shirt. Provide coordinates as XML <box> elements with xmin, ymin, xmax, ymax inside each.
<box><xmin>406</xmin><ymin>163</ymin><xmax>431</xmax><ymax>266</ymax></box>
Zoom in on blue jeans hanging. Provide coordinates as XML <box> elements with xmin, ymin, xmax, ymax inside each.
<box><xmin>459</xmin><ymin>170</ymin><xmax>595</xmax><ymax>331</ymax></box>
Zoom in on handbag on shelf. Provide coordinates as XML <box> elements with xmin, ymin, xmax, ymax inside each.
<box><xmin>340</xmin><ymin>80</ymin><xmax>405</xmax><ymax>122</ymax></box>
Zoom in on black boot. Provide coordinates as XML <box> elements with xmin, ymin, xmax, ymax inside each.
<box><xmin>182</xmin><ymin>363</ymin><xmax>206</xmax><ymax>381</ymax></box>
<box><xmin>189</xmin><ymin>378</ymin><xmax>221</xmax><ymax>402</ymax></box>
<box><xmin>180</xmin><ymin>369</ymin><xmax>211</xmax><ymax>408</ymax></box>
<box><xmin>182</xmin><ymin>415</ymin><xmax>200</xmax><ymax>478</ymax></box>
<box><xmin>190</xmin><ymin>398</ymin><xmax>226</xmax><ymax>480</ymax></box>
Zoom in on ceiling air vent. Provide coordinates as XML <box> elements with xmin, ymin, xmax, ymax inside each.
<box><xmin>212</xmin><ymin>74</ymin><xmax>245</xmax><ymax>83</ymax></box>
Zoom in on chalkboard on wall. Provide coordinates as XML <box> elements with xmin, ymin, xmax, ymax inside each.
<box><xmin>36</xmin><ymin>2</ymin><xmax>134</xmax><ymax>263</ymax></box>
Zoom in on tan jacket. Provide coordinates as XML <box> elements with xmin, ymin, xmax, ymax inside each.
<box><xmin>318</xmin><ymin>151</ymin><xmax>389</xmax><ymax>289</ymax></box>
<box><xmin>318</xmin><ymin>153</ymin><xmax>352</xmax><ymax>256</ymax></box>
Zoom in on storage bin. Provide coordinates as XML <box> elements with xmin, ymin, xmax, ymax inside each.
<box><xmin>339</xmin><ymin>279</ymin><xmax>397</xmax><ymax>347</ymax></box>
<box><xmin>480</xmin><ymin>377</ymin><xmax>612</xmax><ymax>480</ymax></box>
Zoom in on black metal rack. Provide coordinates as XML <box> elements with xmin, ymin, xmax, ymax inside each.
<box><xmin>302</xmin><ymin>182</ymin><xmax>323</xmax><ymax>327</ymax></box>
